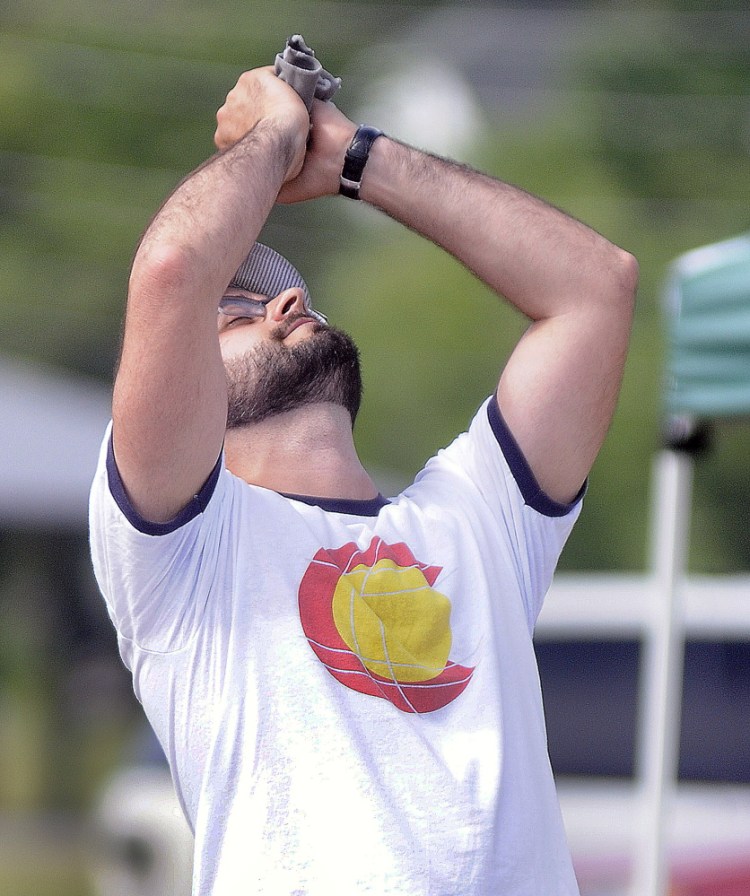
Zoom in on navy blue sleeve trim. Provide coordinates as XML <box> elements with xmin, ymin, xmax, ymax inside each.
<box><xmin>106</xmin><ymin>434</ymin><xmax>223</xmax><ymax>535</ymax></box>
<box><xmin>280</xmin><ymin>491</ymin><xmax>390</xmax><ymax>516</ymax></box>
<box><xmin>487</xmin><ymin>396</ymin><xmax>585</xmax><ymax>518</ymax></box>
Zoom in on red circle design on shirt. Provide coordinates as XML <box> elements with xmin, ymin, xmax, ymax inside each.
<box><xmin>298</xmin><ymin>536</ymin><xmax>475</xmax><ymax>713</ymax></box>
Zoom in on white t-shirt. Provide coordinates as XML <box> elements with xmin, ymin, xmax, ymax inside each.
<box><xmin>89</xmin><ymin>396</ymin><xmax>583</xmax><ymax>896</ymax></box>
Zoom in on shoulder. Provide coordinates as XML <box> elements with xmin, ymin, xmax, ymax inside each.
<box><xmin>418</xmin><ymin>396</ymin><xmax>584</xmax><ymax>520</ymax></box>
<box><xmin>91</xmin><ymin>424</ymin><xmax>225</xmax><ymax>538</ymax></box>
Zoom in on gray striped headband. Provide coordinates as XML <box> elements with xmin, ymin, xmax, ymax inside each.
<box><xmin>229</xmin><ymin>242</ymin><xmax>310</xmax><ymax>303</ymax></box>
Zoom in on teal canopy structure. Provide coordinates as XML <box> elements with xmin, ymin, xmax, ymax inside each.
<box><xmin>664</xmin><ymin>232</ymin><xmax>750</xmax><ymax>419</ymax></box>
<box><xmin>639</xmin><ymin>231</ymin><xmax>750</xmax><ymax>896</ymax></box>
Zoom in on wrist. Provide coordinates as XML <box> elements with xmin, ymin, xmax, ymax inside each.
<box><xmin>251</xmin><ymin>114</ymin><xmax>308</xmax><ymax>182</ymax></box>
<box><xmin>356</xmin><ymin>135</ymin><xmax>412</xmax><ymax>210</ymax></box>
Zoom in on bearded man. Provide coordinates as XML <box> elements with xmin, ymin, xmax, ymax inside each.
<box><xmin>89</xmin><ymin>62</ymin><xmax>637</xmax><ymax>896</ymax></box>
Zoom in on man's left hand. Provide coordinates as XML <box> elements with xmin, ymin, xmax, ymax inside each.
<box><xmin>277</xmin><ymin>99</ymin><xmax>357</xmax><ymax>204</ymax></box>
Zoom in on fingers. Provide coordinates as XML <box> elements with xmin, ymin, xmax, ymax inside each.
<box><xmin>213</xmin><ymin>67</ymin><xmax>308</xmax><ymax>153</ymax></box>
<box><xmin>211</xmin><ymin>67</ymin><xmax>359</xmax><ymax>203</ymax></box>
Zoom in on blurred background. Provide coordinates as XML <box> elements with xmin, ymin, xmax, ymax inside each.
<box><xmin>1</xmin><ymin>0</ymin><xmax>750</xmax><ymax>894</ymax></box>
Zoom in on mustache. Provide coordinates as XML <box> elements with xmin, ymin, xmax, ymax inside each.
<box><xmin>272</xmin><ymin>312</ymin><xmax>326</xmax><ymax>342</ymax></box>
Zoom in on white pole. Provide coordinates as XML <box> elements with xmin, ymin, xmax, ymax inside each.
<box><xmin>630</xmin><ymin>449</ymin><xmax>693</xmax><ymax>896</ymax></box>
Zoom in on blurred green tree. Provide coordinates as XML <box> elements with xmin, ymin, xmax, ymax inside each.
<box><xmin>574</xmin><ymin>6</ymin><xmax>750</xmax><ymax>571</ymax></box>
<box><xmin>1</xmin><ymin>0</ymin><xmax>749</xmax><ymax>575</ymax></box>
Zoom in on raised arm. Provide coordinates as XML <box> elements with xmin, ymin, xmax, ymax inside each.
<box><xmin>270</xmin><ymin>107</ymin><xmax>638</xmax><ymax>504</ymax></box>
<box><xmin>365</xmin><ymin>139</ymin><xmax>637</xmax><ymax>503</ymax></box>
<box><xmin>112</xmin><ymin>69</ymin><xmax>308</xmax><ymax>523</ymax></box>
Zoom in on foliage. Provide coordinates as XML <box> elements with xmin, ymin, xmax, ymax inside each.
<box><xmin>0</xmin><ymin>0</ymin><xmax>412</xmax><ymax>376</ymax></box>
<box><xmin>574</xmin><ymin>7</ymin><xmax>750</xmax><ymax>570</ymax></box>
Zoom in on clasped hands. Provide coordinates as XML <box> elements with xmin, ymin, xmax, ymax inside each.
<box><xmin>214</xmin><ymin>66</ymin><xmax>358</xmax><ymax>204</ymax></box>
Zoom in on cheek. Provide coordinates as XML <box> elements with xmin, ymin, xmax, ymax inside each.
<box><xmin>219</xmin><ymin>328</ymin><xmax>265</xmax><ymax>364</ymax></box>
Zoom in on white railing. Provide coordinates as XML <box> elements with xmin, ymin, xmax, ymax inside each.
<box><xmin>537</xmin><ymin>451</ymin><xmax>750</xmax><ymax>896</ymax></box>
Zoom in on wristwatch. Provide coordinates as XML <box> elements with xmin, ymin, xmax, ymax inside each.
<box><xmin>339</xmin><ymin>125</ymin><xmax>383</xmax><ymax>200</ymax></box>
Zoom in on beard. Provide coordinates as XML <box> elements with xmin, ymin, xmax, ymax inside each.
<box><xmin>224</xmin><ymin>323</ymin><xmax>363</xmax><ymax>429</ymax></box>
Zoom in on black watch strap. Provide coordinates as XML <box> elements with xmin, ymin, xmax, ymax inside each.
<box><xmin>339</xmin><ymin>125</ymin><xmax>383</xmax><ymax>200</ymax></box>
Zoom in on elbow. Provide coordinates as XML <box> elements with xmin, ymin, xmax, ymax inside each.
<box><xmin>592</xmin><ymin>246</ymin><xmax>638</xmax><ymax>329</ymax></box>
<box><xmin>129</xmin><ymin>242</ymin><xmax>195</xmax><ymax>307</ymax></box>
<box><xmin>611</xmin><ymin>248</ymin><xmax>639</xmax><ymax>315</ymax></box>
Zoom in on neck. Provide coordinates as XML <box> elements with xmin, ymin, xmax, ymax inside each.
<box><xmin>223</xmin><ymin>402</ymin><xmax>378</xmax><ymax>501</ymax></box>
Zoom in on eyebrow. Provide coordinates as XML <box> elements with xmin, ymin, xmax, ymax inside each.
<box><xmin>221</xmin><ymin>291</ymin><xmax>270</xmax><ymax>302</ymax></box>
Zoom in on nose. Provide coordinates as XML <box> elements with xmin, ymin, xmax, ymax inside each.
<box><xmin>267</xmin><ymin>287</ymin><xmax>308</xmax><ymax>322</ymax></box>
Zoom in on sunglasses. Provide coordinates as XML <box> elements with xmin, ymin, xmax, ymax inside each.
<box><xmin>218</xmin><ymin>294</ymin><xmax>328</xmax><ymax>326</ymax></box>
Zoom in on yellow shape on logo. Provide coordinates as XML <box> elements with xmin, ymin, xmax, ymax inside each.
<box><xmin>332</xmin><ymin>559</ymin><xmax>452</xmax><ymax>683</ymax></box>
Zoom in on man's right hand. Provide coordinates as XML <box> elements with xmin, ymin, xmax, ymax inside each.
<box><xmin>214</xmin><ymin>66</ymin><xmax>309</xmax><ymax>183</ymax></box>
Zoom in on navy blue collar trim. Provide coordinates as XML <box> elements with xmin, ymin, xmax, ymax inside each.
<box><xmin>107</xmin><ymin>432</ymin><xmax>388</xmax><ymax>529</ymax></box>
<box><xmin>487</xmin><ymin>396</ymin><xmax>585</xmax><ymax>518</ymax></box>
<box><xmin>280</xmin><ymin>491</ymin><xmax>390</xmax><ymax>516</ymax></box>
<box><xmin>107</xmin><ymin>399</ymin><xmax>577</xmax><ymax>529</ymax></box>
<box><xmin>106</xmin><ymin>434</ymin><xmax>222</xmax><ymax>536</ymax></box>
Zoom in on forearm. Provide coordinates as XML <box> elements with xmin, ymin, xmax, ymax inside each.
<box><xmin>358</xmin><ymin>136</ymin><xmax>636</xmax><ymax>321</ymax></box>
<box><xmin>131</xmin><ymin>118</ymin><xmax>301</xmax><ymax>307</ymax></box>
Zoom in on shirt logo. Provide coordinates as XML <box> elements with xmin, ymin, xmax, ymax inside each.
<box><xmin>298</xmin><ymin>537</ymin><xmax>475</xmax><ymax>713</ymax></box>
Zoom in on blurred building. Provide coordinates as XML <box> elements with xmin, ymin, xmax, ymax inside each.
<box><xmin>537</xmin><ymin>574</ymin><xmax>750</xmax><ymax>895</ymax></box>
<box><xmin>0</xmin><ymin>354</ymin><xmax>111</xmax><ymax>526</ymax></box>
<box><xmin>0</xmin><ymin>353</ymin><xmax>140</xmax><ymax>884</ymax></box>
